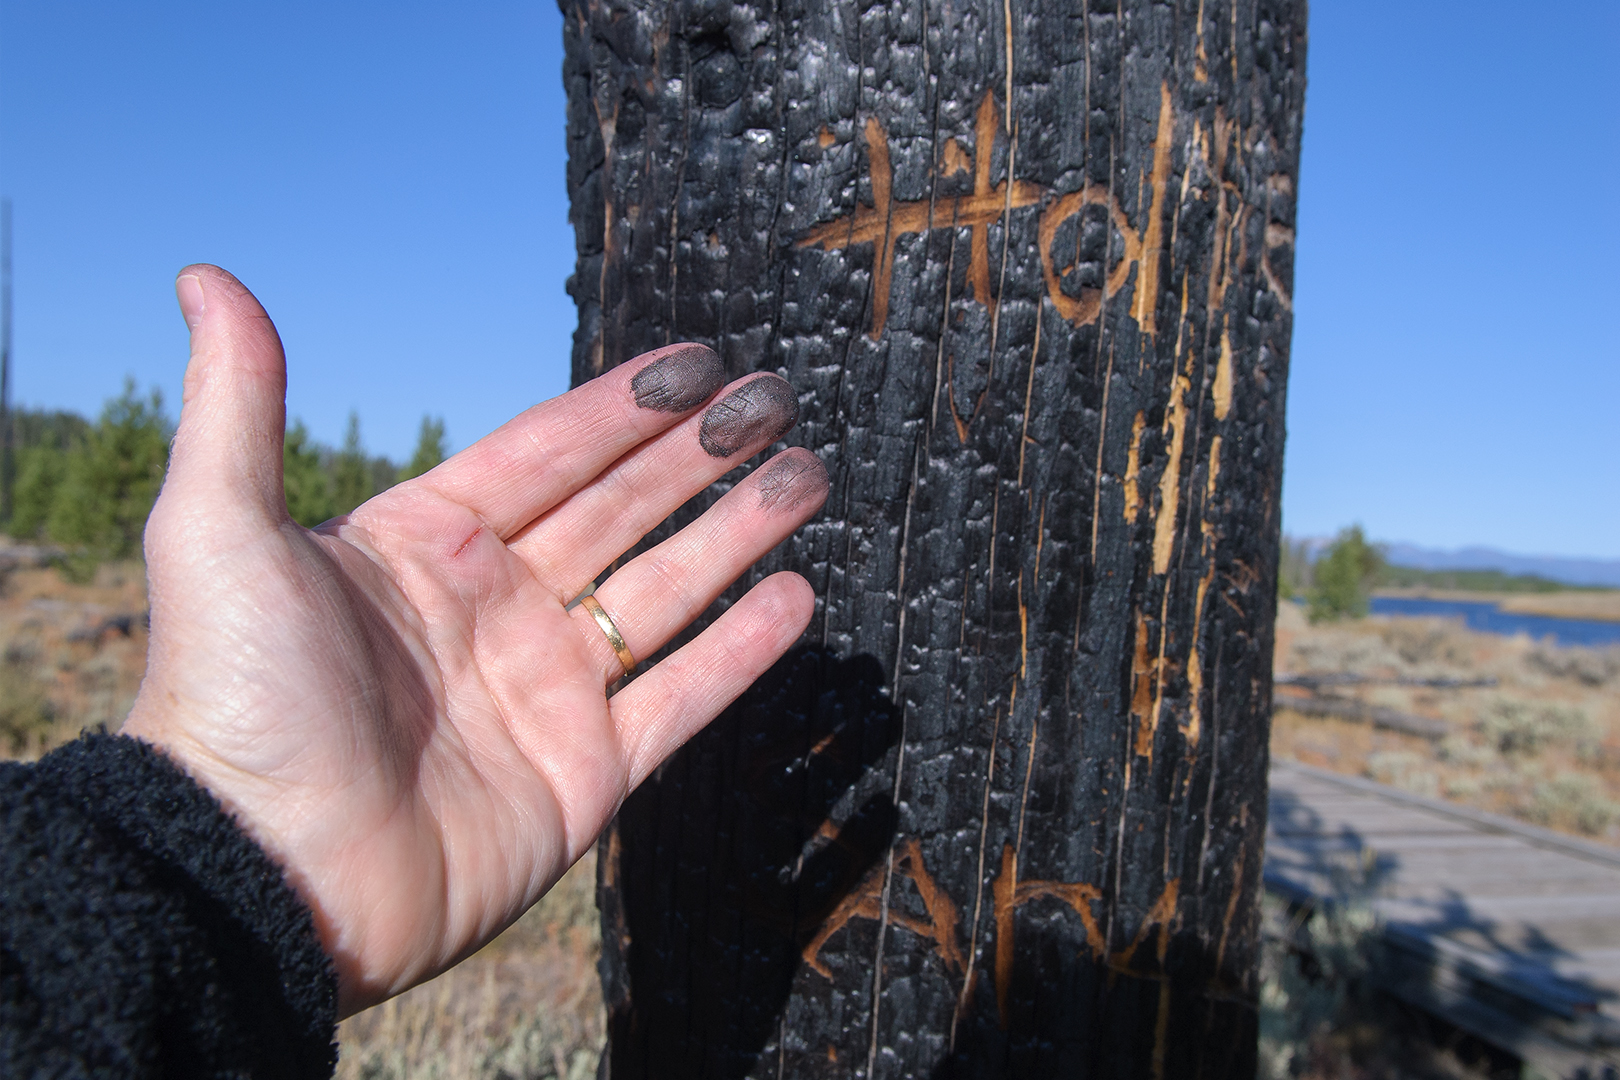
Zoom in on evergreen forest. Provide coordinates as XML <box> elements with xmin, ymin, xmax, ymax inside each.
<box><xmin>5</xmin><ymin>381</ymin><xmax>447</xmax><ymax>574</ymax></box>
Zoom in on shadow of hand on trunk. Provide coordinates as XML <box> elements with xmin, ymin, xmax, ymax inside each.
<box><xmin>598</xmin><ymin>646</ymin><xmax>902</xmax><ymax>1080</ymax></box>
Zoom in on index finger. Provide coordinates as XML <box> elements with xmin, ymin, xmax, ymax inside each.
<box><xmin>408</xmin><ymin>344</ymin><xmax>725</xmax><ymax>539</ymax></box>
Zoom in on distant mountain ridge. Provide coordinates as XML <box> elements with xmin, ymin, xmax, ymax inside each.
<box><xmin>1379</xmin><ymin>543</ymin><xmax>1620</xmax><ymax>589</ymax></box>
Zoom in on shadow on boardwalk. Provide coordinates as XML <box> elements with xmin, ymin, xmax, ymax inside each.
<box><xmin>1266</xmin><ymin>762</ymin><xmax>1620</xmax><ymax>1078</ymax></box>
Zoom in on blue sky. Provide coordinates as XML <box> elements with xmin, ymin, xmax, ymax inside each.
<box><xmin>1287</xmin><ymin>1</ymin><xmax>1618</xmax><ymax>559</ymax></box>
<box><xmin>0</xmin><ymin>2</ymin><xmax>573</xmax><ymax>467</ymax></box>
<box><xmin>1</xmin><ymin>1</ymin><xmax>1616</xmax><ymax>558</ymax></box>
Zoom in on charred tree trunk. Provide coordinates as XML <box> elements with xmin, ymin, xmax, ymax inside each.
<box><xmin>562</xmin><ymin>1</ymin><xmax>1305</xmax><ymax>1076</ymax></box>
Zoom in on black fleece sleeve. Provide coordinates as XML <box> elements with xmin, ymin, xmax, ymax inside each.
<box><xmin>0</xmin><ymin>733</ymin><xmax>338</xmax><ymax>1078</ymax></box>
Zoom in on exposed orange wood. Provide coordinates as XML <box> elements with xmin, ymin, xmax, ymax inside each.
<box><xmin>1193</xmin><ymin>0</ymin><xmax>1209</xmax><ymax>82</ymax></box>
<box><xmin>803</xmin><ymin>838</ymin><xmax>964</xmax><ymax>980</ymax></box>
<box><xmin>1184</xmin><ymin>434</ymin><xmax>1223</xmax><ymax>748</ymax></box>
<box><xmin>970</xmin><ymin>93</ymin><xmax>999</xmax><ymax>304</ymax></box>
<box><xmin>1131</xmin><ymin>82</ymin><xmax>1175</xmax><ymax>335</ymax></box>
<box><xmin>1110</xmin><ymin>876</ymin><xmax>1181</xmax><ymax>975</ymax></box>
<box><xmin>992</xmin><ymin>843</ymin><xmax>1106</xmax><ymax>1028</ymax></box>
<box><xmin>1152</xmin><ymin>373</ymin><xmax>1191</xmax><ymax>575</ymax></box>
<box><xmin>1017</xmin><ymin>574</ymin><xmax>1029</xmax><ymax>680</ymax></box>
<box><xmin>1130</xmin><ymin>610</ymin><xmax>1158</xmax><ymax>760</ymax></box>
<box><xmin>994</xmin><ymin>845</ymin><xmax>1017</xmax><ymax>1028</ymax></box>
<box><xmin>1214</xmin><ymin>843</ymin><xmax>1246</xmax><ymax>977</ymax></box>
<box><xmin>1123</xmin><ymin>410</ymin><xmax>1146</xmax><ymax>522</ymax></box>
<box><xmin>1213</xmin><ymin>325</ymin><xmax>1234</xmax><ymax>419</ymax></box>
<box><xmin>1262</xmin><ymin>217</ymin><xmax>1295</xmax><ymax>311</ymax></box>
<box><xmin>799</xmin><ymin>93</ymin><xmax>1130</xmax><ymax>339</ymax></box>
<box><xmin>1038</xmin><ymin>184</ymin><xmax>1141</xmax><ymax>327</ymax></box>
<box><xmin>1017</xmin><ymin>311</ymin><xmax>1041</xmax><ymax>486</ymax></box>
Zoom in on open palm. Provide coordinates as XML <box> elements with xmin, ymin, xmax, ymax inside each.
<box><xmin>122</xmin><ymin>266</ymin><xmax>826</xmax><ymax>1016</ymax></box>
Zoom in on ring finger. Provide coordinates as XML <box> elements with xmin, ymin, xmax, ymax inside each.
<box><xmin>568</xmin><ymin>447</ymin><xmax>828</xmax><ymax>685</ymax></box>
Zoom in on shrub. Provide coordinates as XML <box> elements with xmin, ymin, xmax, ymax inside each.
<box><xmin>1259</xmin><ymin>876</ymin><xmax>1384</xmax><ymax>1079</ymax></box>
<box><xmin>1365</xmin><ymin>751</ymin><xmax>1439</xmax><ymax>797</ymax></box>
<box><xmin>1375</xmin><ymin>620</ymin><xmax>1473</xmax><ymax>668</ymax></box>
<box><xmin>1444</xmin><ymin>775</ymin><xmax>1483</xmax><ymax>798</ymax></box>
<box><xmin>1307</xmin><ymin>526</ymin><xmax>1384</xmax><ymax>623</ymax></box>
<box><xmin>1528</xmin><ymin>775</ymin><xmax>1618</xmax><ymax>836</ymax></box>
<box><xmin>1527</xmin><ymin>645</ymin><xmax>1620</xmax><ymax>688</ymax></box>
<box><xmin>0</xmin><ymin>645</ymin><xmax>55</xmax><ymax>756</ymax></box>
<box><xmin>1479</xmin><ymin>699</ymin><xmax>1596</xmax><ymax>758</ymax></box>
<box><xmin>1436</xmin><ymin>735</ymin><xmax>1498</xmax><ymax>770</ymax></box>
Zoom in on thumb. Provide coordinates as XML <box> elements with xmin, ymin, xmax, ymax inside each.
<box><xmin>161</xmin><ymin>264</ymin><xmax>290</xmax><ymax>527</ymax></box>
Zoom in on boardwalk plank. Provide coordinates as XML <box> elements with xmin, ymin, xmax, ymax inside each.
<box><xmin>1267</xmin><ymin>760</ymin><xmax>1620</xmax><ymax>1077</ymax></box>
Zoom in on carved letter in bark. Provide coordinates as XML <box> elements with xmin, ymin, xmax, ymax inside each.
<box><xmin>563</xmin><ymin>1</ymin><xmax>1305</xmax><ymax>1076</ymax></box>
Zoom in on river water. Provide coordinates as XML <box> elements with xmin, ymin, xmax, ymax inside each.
<box><xmin>1368</xmin><ymin>596</ymin><xmax>1620</xmax><ymax>648</ymax></box>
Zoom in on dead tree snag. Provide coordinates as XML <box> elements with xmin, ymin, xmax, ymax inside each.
<box><xmin>562</xmin><ymin>1</ymin><xmax>1306</xmax><ymax>1075</ymax></box>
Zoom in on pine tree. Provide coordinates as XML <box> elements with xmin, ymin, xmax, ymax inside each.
<box><xmin>5</xmin><ymin>409</ymin><xmax>92</xmax><ymax>541</ymax></box>
<box><xmin>330</xmin><ymin>411</ymin><xmax>373</xmax><ymax>516</ymax></box>
<box><xmin>10</xmin><ymin>447</ymin><xmax>67</xmax><ymax>541</ymax></box>
<box><xmin>46</xmin><ymin>380</ymin><xmax>170</xmax><ymax>563</ymax></box>
<box><xmin>283</xmin><ymin>420</ymin><xmax>338</xmax><ymax>528</ymax></box>
<box><xmin>1308</xmin><ymin>526</ymin><xmax>1386</xmax><ymax>623</ymax></box>
<box><xmin>397</xmin><ymin>415</ymin><xmax>448</xmax><ymax>482</ymax></box>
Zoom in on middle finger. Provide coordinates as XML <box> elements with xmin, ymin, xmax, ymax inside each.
<box><xmin>508</xmin><ymin>373</ymin><xmax>800</xmax><ymax>599</ymax></box>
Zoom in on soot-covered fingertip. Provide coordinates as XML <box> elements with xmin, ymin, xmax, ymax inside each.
<box><xmin>755</xmin><ymin>448</ymin><xmax>829</xmax><ymax>513</ymax></box>
<box><xmin>630</xmin><ymin>343</ymin><xmax>726</xmax><ymax>413</ymax></box>
<box><xmin>698</xmin><ymin>375</ymin><xmax>799</xmax><ymax>458</ymax></box>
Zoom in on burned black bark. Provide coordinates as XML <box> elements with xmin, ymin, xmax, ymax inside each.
<box><xmin>561</xmin><ymin>1</ymin><xmax>1306</xmax><ymax>1076</ymax></box>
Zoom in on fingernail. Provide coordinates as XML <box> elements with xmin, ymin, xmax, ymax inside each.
<box><xmin>699</xmin><ymin>375</ymin><xmax>800</xmax><ymax>458</ymax></box>
<box><xmin>756</xmin><ymin>449</ymin><xmax>829</xmax><ymax>513</ymax></box>
<box><xmin>176</xmin><ymin>274</ymin><xmax>206</xmax><ymax>331</ymax></box>
<box><xmin>631</xmin><ymin>343</ymin><xmax>725</xmax><ymax>412</ymax></box>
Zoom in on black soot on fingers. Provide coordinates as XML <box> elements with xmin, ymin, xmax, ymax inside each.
<box><xmin>698</xmin><ymin>375</ymin><xmax>799</xmax><ymax>458</ymax></box>
<box><xmin>630</xmin><ymin>344</ymin><xmax>726</xmax><ymax>413</ymax></box>
<box><xmin>756</xmin><ymin>449</ymin><xmax>829</xmax><ymax>514</ymax></box>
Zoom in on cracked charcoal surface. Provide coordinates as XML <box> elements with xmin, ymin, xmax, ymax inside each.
<box><xmin>563</xmin><ymin>1</ymin><xmax>1305</xmax><ymax>1076</ymax></box>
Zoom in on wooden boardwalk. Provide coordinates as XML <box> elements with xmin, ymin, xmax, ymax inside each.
<box><xmin>1266</xmin><ymin>760</ymin><xmax>1620</xmax><ymax>1078</ymax></box>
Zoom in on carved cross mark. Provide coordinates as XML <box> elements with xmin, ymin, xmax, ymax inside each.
<box><xmin>799</xmin><ymin>92</ymin><xmax>1149</xmax><ymax>340</ymax></box>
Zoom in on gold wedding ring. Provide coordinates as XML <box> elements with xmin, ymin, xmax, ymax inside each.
<box><xmin>579</xmin><ymin>594</ymin><xmax>636</xmax><ymax>679</ymax></box>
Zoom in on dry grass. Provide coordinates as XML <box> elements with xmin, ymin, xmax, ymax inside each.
<box><xmin>0</xmin><ymin>558</ymin><xmax>149</xmax><ymax>760</ymax></box>
<box><xmin>1273</xmin><ymin>601</ymin><xmax>1620</xmax><ymax>844</ymax></box>
<box><xmin>1497</xmin><ymin>590</ymin><xmax>1620</xmax><ymax>622</ymax></box>
<box><xmin>11</xmin><ymin>554</ymin><xmax>1606</xmax><ymax>1073</ymax></box>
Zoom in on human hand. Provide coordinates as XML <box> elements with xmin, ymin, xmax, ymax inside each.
<box><xmin>120</xmin><ymin>265</ymin><xmax>827</xmax><ymax>1016</ymax></box>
